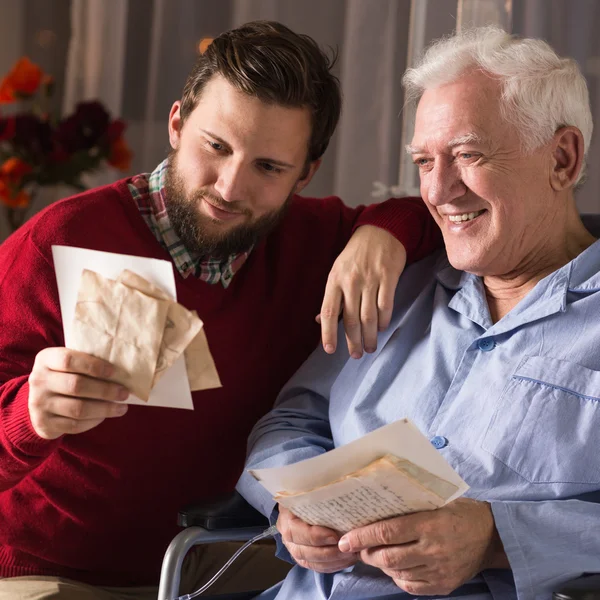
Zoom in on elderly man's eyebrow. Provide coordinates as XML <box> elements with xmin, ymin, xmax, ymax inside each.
<box><xmin>405</xmin><ymin>133</ymin><xmax>488</xmax><ymax>155</ymax></box>
<box><xmin>405</xmin><ymin>144</ymin><xmax>425</xmax><ymax>155</ymax></box>
<box><xmin>447</xmin><ymin>133</ymin><xmax>487</xmax><ymax>147</ymax></box>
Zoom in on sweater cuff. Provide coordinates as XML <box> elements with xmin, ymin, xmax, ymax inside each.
<box><xmin>353</xmin><ymin>198</ymin><xmax>433</xmax><ymax>264</ymax></box>
<box><xmin>3</xmin><ymin>380</ymin><xmax>61</xmax><ymax>457</ymax></box>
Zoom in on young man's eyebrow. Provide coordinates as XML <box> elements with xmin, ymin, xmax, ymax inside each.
<box><xmin>200</xmin><ymin>128</ymin><xmax>296</xmax><ymax>168</ymax></box>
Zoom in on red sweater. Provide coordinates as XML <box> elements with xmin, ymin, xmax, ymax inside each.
<box><xmin>0</xmin><ymin>179</ymin><xmax>439</xmax><ymax>586</ymax></box>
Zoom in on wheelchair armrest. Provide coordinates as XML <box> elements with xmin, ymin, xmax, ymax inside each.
<box><xmin>178</xmin><ymin>491</ymin><xmax>269</xmax><ymax>530</ymax></box>
<box><xmin>554</xmin><ymin>575</ymin><xmax>600</xmax><ymax>600</ymax></box>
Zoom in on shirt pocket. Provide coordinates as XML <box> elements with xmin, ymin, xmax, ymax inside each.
<box><xmin>481</xmin><ymin>355</ymin><xmax>600</xmax><ymax>484</ymax></box>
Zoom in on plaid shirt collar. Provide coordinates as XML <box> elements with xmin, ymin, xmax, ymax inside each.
<box><xmin>128</xmin><ymin>159</ymin><xmax>252</xmax><ymax>288</ymax></box>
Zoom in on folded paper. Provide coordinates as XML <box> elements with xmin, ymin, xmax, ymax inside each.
<box><xmin>71</xmin><ymin>269</ymin><xmax>169</xmax><ymax>401</ymax></box>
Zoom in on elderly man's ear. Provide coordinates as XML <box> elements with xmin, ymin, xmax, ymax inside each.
<box><xmin>550</xmin><ymin>126</ymin><xmax>585</xmax><ymax>190</ymax></box>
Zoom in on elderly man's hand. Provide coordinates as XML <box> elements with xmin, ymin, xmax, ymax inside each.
<box><xmin>338</xmin><ymin>498</ymin><xmax>508</xmax><ymax>596</ymax></box>
<box><xmin>277</xmin><ymin>506</ymin><xmax>359</xmax><ymax>573</ymax></box>
<box><xmin>28</xmin><ymin>347</ymin><xmax>130</xmax><ymax>440</ymax></box>
<box><xmin>318</xmin><ymin>225</ymin><xmax>406</xmax><ymax>358</ymax></box>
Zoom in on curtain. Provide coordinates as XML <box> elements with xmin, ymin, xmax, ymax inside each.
<box><xmin>1</xmin><ymin>0</ymin><xmax>599</xmax><ymax>241</ymax></box>
<box><xmin>513</xmin><ymin>0</ymin><xmax>600</xmax><ymax>213</ymax></box>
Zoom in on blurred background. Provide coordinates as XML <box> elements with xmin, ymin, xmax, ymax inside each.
<box><xmin>1</xmin><ymin>0</ymin><xmax>600</xmax><ymax>241</ymax></box>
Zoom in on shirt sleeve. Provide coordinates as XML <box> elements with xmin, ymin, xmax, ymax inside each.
<box><xmin>351</xmin><ymin>197</ymin><xmax>442</xmax><ymax>264</ymax></box>
<box><xmin>0</xmin><ymin>229</ymin><xmax>63</xmax><ymax>491</ymax></box>
<box><xmin>491</xmin><ymin>498</ymin><xmax>600</xmax><ymax>600</ymax></box>
<box><xmin>236</xmin><ymin>331</ymin><xmax>350</xmax><ymax>519</ymax></box>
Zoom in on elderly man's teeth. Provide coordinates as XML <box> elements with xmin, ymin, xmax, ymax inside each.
<box><xmin>448</xmin><ymin>210</ymin><xmax>484</xmax><ymax>223</ymax></box>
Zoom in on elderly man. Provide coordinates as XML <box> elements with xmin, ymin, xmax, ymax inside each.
<box><xmin>239</xmin><ymin>26</ymin><xmax>600</xmax><ymax>600</ymax></box>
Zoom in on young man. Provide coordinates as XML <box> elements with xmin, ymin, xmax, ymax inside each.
<box><xmin>0</xmin><ymin>20</ymin><xmax>439</xmax><ymax>599</ymax></box>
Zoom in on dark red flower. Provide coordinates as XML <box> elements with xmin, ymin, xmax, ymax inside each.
<box><xmin>0</xmin><ymin>116</ymin><xmax>16</xmax><ymax>141</ymax></box>
<box><xmin>14</xmin><ymin>114</ymin><xmax>53</xmax><ymax>160</ymax></box>
<box><xmin>56</xmin><ymin>101</ymin><xmax>111</xmax><ymax>152</ymax></box>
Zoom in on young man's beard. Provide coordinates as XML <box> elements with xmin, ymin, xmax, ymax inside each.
<box><xmin>164</xmin><ymin>151</ymin><xmax>293</xmax><ymax>261</ymax></box>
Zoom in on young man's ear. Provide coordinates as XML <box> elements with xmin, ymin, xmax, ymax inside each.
<box><xmin>294</xmin><ymin>159</ymin><xmax>321</xmax><ymax>194</ymax></box>
<box><xmin>168</xmin><ymin>101</ymin><xmax>183</xmax><ymax>150</ymax></box>
<box><xmin>550</xmin><ymin>126</ymin><xmax>584</xmax><ymax>191</ymax></box>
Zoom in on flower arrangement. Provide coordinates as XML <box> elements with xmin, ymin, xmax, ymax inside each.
<box><xmin>0</xmin><ymin>57</ymin><xmax>132</xmax><ymax>232</ymax></box>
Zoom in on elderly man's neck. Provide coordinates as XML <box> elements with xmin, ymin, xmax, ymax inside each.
<box><xmin>483</xmin><ymin>213</ymin><xmax>596</xmax><ymax>322</ymax></box>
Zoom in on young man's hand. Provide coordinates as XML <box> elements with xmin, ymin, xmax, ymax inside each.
<box><xmin>318</xmin><ymin>225</ymin><xmax>406</xmax><ymax>358</ymax></box>
<box><xmin>28</xmin><ymin>348</ymin><xmax>130</xmax><ymax>439</ymax></box>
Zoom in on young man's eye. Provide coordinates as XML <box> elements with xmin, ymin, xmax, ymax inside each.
<box><xmin>208</xmin><ymin>141</ymin><xmax>224</xmax><ymax>151</ymax></box>
<box><xmin>259</xmin><ymin>162</ymin><xmax>282</xmax><ymax>174</ymax></box>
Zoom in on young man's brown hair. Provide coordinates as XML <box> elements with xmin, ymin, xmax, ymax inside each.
<box><xmin>179</xmin><ymin>20</ymin><xmax>341</xmax><ymax>163</ymax></box>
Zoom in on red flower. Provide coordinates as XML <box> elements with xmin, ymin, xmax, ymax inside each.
<box><xmin>0</xmin><ymin>57</ymin><xmax>44</xmax><ymax>103</ymax></box>
<box><xmin>0</xmin><ymin>157</ymin><xmax>33</xmax><ymax>208</ymax></box>
<box><xmin>108</xmin><ymin>137</ymin><xmax>133</xmax><ymax>171</ymax></box>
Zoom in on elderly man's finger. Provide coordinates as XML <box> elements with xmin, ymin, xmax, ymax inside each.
<box><xmin>319</xmin><ymin>283</ymin><xmax>343</xmax><ymax>354</ymax></box>
<box><xmin>360</xmin><ymin>287</ymin><xmax>379</xmax><ymax>353</ymax></box>
<box><xmin>338</xmin><ymin>514</ymin><xmax>421</xmax><ymax>552</ymax></box>
<box><xmin>295</xmin><ymin>555</ymin><xmax>358</xmax><ymax>574</ymax></box>
<box><xmin>360</xmin><ymin>544</ymin><xmax>424</xmax><ymax>573</ymax></box>
<box><xmin>285</xmin><ymin>541</ymin><xmax>352</xmax><ymax>564</ymax></box>
<box><xmin>277</xmin><ymin>507</ymin><xmax>340</xmax><ymax>547</ymax></box>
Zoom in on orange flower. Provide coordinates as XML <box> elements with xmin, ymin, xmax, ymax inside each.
<box><xmin>0</xmin><ymin>179</ymin><xmax>30</xmax><ymax>208</ymax></box>
<box><xmin>0</xmin><ymin>57</ymin><xmax>44</xmax><ymax>103</ymax></box>
<box><xmin>0</xmin><ymin>157</ymin><xmax>33</xmax><ymax>208</ymax></box>
<box><xmin>107</xmin><ymin>137</ymin><xmax>133</xmax><ymax>171</ymax></box>
<box><xmin>1</xmin><ymin>157</ymin><xmax>33</xmax><ymax>183</ymax></box>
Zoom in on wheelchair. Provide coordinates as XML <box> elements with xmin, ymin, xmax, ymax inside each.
<box><xmin>157</xmin><ymin>492</ymin><xmax>600</xmax><ymax>600</ymax></box>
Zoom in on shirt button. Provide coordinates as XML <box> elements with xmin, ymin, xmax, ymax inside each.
<box><xmin>430</xmin><ymin>435</ymin><xmax>448</xmax><ymax>449</ymax></box>
<box><xmin>477</xmin><ymin>338</ymin><xmax>495</xmax><ymax>352</ymax></box>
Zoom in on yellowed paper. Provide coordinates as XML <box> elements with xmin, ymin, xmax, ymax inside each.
<box><xmin>71</xmin><ymin>269</ymin><xmax>169</xmax><ymax>401</ymax></box>
<box><xmin>184</xmin><ymin>311</ymin><xmax>222</xmax><ymax>391</ymax></box>
<box><xmin>116</xmin><ymin>270</ymin><xmax>204</xmax><ymax>386</ymax></box>
<box><xmin>274</xmin><ymin>454</ymin><xmax>459</xmax><ymax>532</ymax></box>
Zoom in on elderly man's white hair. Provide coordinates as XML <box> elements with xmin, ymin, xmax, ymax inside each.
<box><xmin>403</xmin><ymin>26</ymin><xmax>593</xmax><ymax>184</ymax></box>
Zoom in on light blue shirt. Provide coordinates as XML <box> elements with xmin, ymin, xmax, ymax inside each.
<box><xmin>238</xmin><ymin>240</ymin><xmax>600</xmax><ymax>600</ymax></box>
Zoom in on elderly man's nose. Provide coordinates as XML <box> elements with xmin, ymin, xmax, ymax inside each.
<box><xmin>427</xmin><ymin>163</ymin><xmax>464</xmax><ymax>206</ymax></box>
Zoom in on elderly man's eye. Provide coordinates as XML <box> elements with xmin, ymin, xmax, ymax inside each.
<box><xmin>414</xmin><ymin>157</ymin><xmax>431</xmax><ymax>167</ymax></box>
<box><xmin>458</xmin><ymin>152</ymin><xmax>480</xmax><ymax>161</ymax></box>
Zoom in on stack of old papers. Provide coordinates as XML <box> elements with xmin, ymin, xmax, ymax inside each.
<box><xmin>250</xmin><ymin>419</ymin><xmax>469</xmax><ymax>532</ymax></box>
<box><xmin>52</xmin><ymin>246</ymin><xmax>217</xmax><ymax>409</ymax></box>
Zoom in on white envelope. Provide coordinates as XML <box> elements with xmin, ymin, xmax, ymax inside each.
<box><xmin>51</xmin><ymin>245</ymin><xmax>194</xmax><ymax>410</ymax></box>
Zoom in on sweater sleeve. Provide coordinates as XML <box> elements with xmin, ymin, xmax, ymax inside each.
<box><xmin>351</xmin><ymin>196</ymin><xmax>442</xmax><ymax>264</ymax></box>
<box><xmin>0</xmin><ymin>228</ymin><xmax>63</xmax><ymax>490</ymax></box>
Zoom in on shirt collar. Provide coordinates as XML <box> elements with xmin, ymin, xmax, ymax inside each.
<box><xmin>433</xmin><ymin>238</ymin><xmax>600</xmax><ymax>333</ymax></box>
<box><xmin>128</xmin><ymin>159</ymin><xmax>252</xmax><ymax>288</ymax></box>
